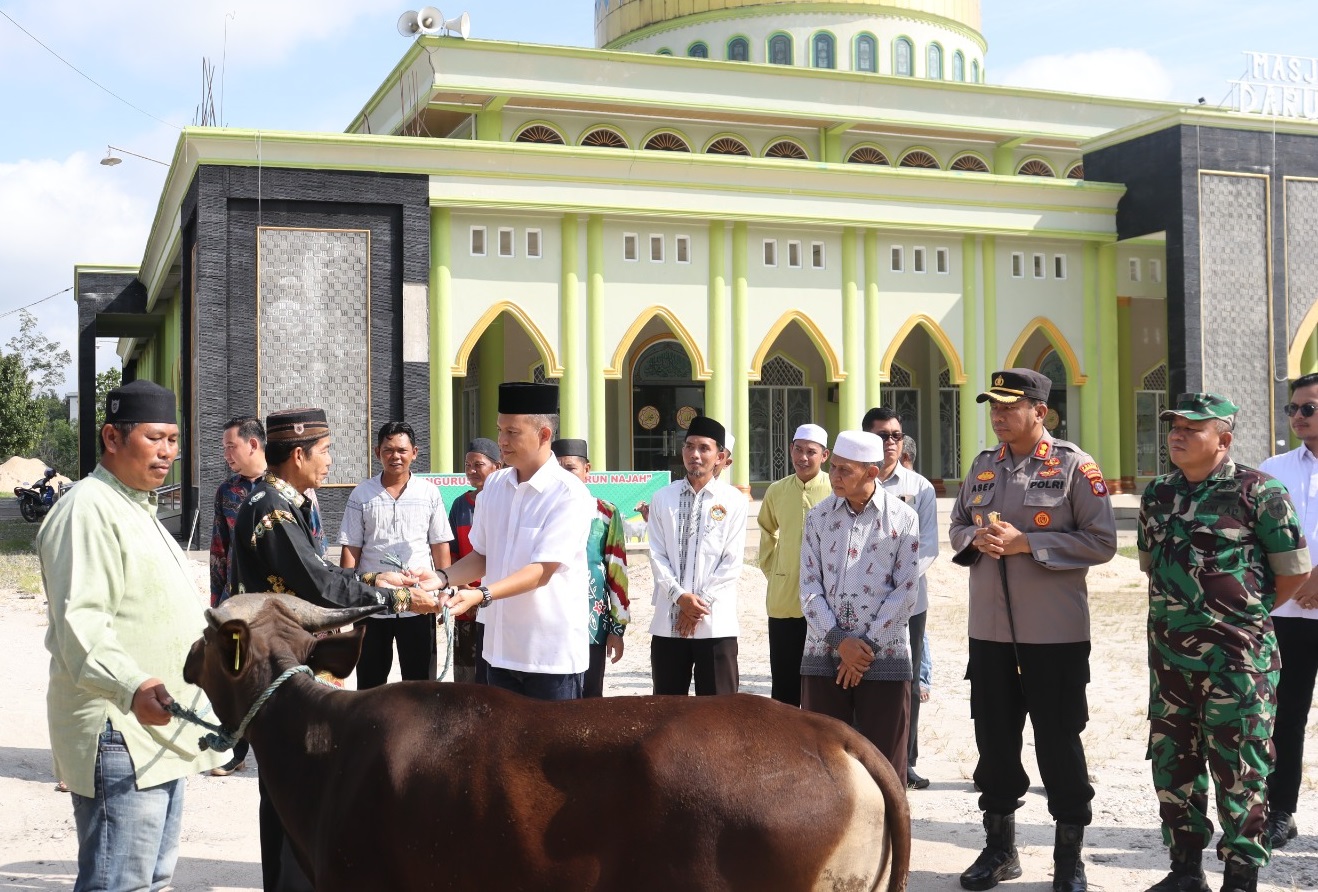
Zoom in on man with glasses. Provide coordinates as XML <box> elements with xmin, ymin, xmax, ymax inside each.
<box><xmin>1259</xmin><ymin>378</ymin><xmax>1318</xmax><ymax>853</ymax></box>
<box><xmin>863</xmin><ymin>407</ymin><xmax>938</xmax><ymax>791</ymax></box>
<box><xmin>1140</xmin><ymin>393</ymin><xmax>1308</xmax><ymax>892</ymax></box>
<box><xmin>949</xmin><ymin>368</ymin><xmax>1117</xmax><ymax>892</ymax></box>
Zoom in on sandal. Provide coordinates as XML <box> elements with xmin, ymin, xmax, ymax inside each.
<box><xmin>54</xmin><ymin>781</ymin><xmax>70</xmax><ymax>793</ymax></box>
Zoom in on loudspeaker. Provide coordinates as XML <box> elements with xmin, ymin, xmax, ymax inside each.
<box><xmin>396</xmin><ymin>10</ymin><xmax>421</xmax><ymax>37</ymax></box>
<box><xmin>443</xmin><ymin>12</ymin><xmax>470</xmax><ymax>39</ymax></box>
<box><xmin>416</xmin><ymin>6</ymin><xmax>444</xmax><ymax>34</ymax></box>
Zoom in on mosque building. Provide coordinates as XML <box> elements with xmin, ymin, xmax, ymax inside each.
<box><xmin>74</xmin><ymin>0</ymin><xmax>1318</xmax><ymax>535</ymax></box>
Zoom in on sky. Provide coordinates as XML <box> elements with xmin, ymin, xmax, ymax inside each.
<box><xmin>0</xmin><ymin>0</ymin><xmax>1313</xmax><ymax>393</ymax></box>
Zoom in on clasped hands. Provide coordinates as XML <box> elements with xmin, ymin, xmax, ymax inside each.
<box><xmin>375</xmin><ymin>568</ymin><xmax>454</xmax><ymax>614</ymax></box>
<box><xmin>675</xmin><ymin>592</ymin><xmax>711</xmax><ymax>638</ymax></box>
<box><xmin>971</xmin><ymin>520</ymin><xmax>1030</xmax><ymax>560</ymax></box>
<box><xmin>835</xmin><ymin>637</ymin><xmax>873</xmax><ymax>689</ymax></box>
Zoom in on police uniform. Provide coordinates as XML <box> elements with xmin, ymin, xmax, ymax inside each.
<box><xmin>948</xmin><ymin>369</ymin><xmax>1117</xmax><ymax>892</ymax></box>
<box><xmin>1138</xmin><ymin>393</ymin><xmax>1309</xmax><ymax>887</ymax></box>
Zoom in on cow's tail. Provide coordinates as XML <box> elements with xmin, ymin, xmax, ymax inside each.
<box><xmin>849</xmin><ymin>739</ymin><xmax>911</xmax><ymax>892</ymax></box>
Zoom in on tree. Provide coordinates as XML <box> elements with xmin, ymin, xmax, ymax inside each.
<box><xmin>0</xmin><ymin>353</ymin><xmax>44</xmax><ymax>460</ymax></box>
<box><xmin>5</xmin><ymin>310</ymin><xmax>72</xmax><ymax>397</ymax></box>
<box><xmin>36</xmin><ymin>397</ymin><xmax>77</xmax><ymax>476</ymax></box>
<box><xmin>95</xmin><ymin>367</ymin><xmax>122</xmax><ymax>431</ymax></box>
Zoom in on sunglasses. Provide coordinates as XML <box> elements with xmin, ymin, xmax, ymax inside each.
<box><xmin>874</xmin><ymin>432</ymin><xmax>905</xmax><ymax>442</ymax></box>
<box><xmin>1284</xmin><ymin>403</ymin><xmax>1318</xmax><ymax>418</ymax></box>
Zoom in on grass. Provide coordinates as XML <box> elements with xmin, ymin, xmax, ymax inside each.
<box><xmin>0</xmin><ymin>518</ymin><xmax>42</xmax><ymax>595</ymax></box>
<box><xmin>1117</xmin><ymin>544</ymin><xmax>1140</xmax><ymax>562</ymax></box>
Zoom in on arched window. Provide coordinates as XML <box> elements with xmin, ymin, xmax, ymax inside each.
<box><xmin>727</xmin><ymin>37</ymin><xmax>749</xmax><ymax>62</ymax></box>
<box><xmin>813</xmin><ymin>33</ymin><xmax>836</xmax><ymax>69</ymax></box>
<box><xmin>1066</xmin><ymin>163</ymin><xmax>1085</xmax><ymax>180</ymax></box>
<box><xmin>581</xmin><ymin>128</ymin><xmax>628</xmax><ymax>149</ymax></box>
<box><xmin>688</xmin><ymin>42</ymin><xmax>709</xmax><ymax>59</ymax></box>
<box><xmin>894</xmin><ymin>37</ymin><xmax>913</xmax><ymax>76</ymax></box>
<box><xmin>1017</xmin><ymin>159</ymin><xmax>1056</xmax><ymax>177</ymax></box>
<box><xmin>706</xmin><ymin>137</ymin><xmax>751</xmax><ymax>156</ymax></box>
<box><xmin>644</xmin><ymin>132</ymin><xmax>691</xmax><ymax>152</ymax></box>
<box><xmin>971</xmin><ymin>59</ymin><xmax>980</xmax><ymax>83</ymax></box>
<box><xmin>855</xmin><ymin>34</ymin><xmax>877</xmax><ymax>72</ymax></box>
<box><xmin>950</xmin><ymin>154</ymin><xmax>990</xmax><ymax>173</ymax></box>
<box><xmin>766</xmin><ymin>140</ymin><xmax>809</xmax><ymax>160</ymax></box>
<box><xmin>656</xmin><ymin>48</ymin><xmax>673</xmax><ymax>56</ymax></box>
<box><xmin>514</xmin><ymin>124</ymin><xmax>565</xmax><ymax>145</ymax></box>
<box><xmin>769</xmin><ymin>33</ymin><xmax>793</xmax><ymax>66</ymax></box>
<box><xmin>898</xmin><ymin>150</ymin><xmax>940</xmax><ymax>169</ymax></box>
<box><xmin>927</xmin><ymin>43</ymin><xmax>944</xmax><ymax>79</ymax></box>
<box><xmin>847</xmin><ymin>146</ymin><xmax>890</xmax><ymax>165</ymax></box>
<box><xmin>953</xmin><ymin>51</ymin><xmax>965</xmax><ymax>81</ymax></box>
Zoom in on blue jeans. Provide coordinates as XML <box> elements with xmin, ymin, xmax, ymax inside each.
<box><xmin>486</xmin><ymin>667</ymin><xmax>583</xmax><ymax>701</ymax></box>
<box><xmin>71</xmin><ymin>723</ymin><xmax>185</xmax><ymax>892</ymax></box>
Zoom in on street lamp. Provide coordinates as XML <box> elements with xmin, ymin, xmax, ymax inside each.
<box><xmin>100</xmin><ymin>145</ymin><xmax>167</xmax><ymax>167</ymax></box>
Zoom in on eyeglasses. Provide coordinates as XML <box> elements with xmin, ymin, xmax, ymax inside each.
<box><xmin>1284</xmin><ymin>403</ymin><xmax>1318</xmax><ymax>418</ymax></box>
<box><xmin>873</xmin><ymin>432</ymin><xmax>905</xmax><ymax>442</ymax></box>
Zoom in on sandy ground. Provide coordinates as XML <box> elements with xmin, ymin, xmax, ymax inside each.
<box><xmin>1</xmin><ymin>550</ymin><xmax>1316</xmax><ymax>891</ymax></box>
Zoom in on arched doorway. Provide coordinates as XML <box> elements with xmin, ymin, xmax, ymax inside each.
<box><xmin>455</xmin><ymin>309</ymin><xmax>556</xmax><ymax>452</ymax></box>
<box><xmin>880</xmin><ymin>319</ymin><xmax>965</xmax><ymax>481</ymax></box>
<box><xmin>1038</xmin><ymin>349</ymin><xmax>1069</xmax><ymax>439</ymax></box>
<box><xmin>750</xmin><ymin>355</ymin><xmax>815</xmax><ymax>482</ymax></box>
<box><xmin>632</xmin><ymin>339</ymin><xmax>704</xmax><ymax>477</ymax></box>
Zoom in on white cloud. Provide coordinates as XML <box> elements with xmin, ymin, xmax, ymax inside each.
<box><xmin>996</xmin><ymin>48</ymin><xmax>1178</xmax><ymax>101</ymax></box>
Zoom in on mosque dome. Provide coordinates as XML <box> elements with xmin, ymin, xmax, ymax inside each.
<box><xmin>595</xmin><ymin>1</ymin><xmax>985</xmax><ymax>81</ymax></box>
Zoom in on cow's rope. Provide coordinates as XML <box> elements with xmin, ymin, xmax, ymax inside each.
<box><xmin>168</xmin><ymin>664</ymin><xmax>320</xmax><ymax>753</ymax></box>
<box><xmin>437</xmin><ymin>602</ymin><xmax>455</xmax><ymax>682</ymax></box>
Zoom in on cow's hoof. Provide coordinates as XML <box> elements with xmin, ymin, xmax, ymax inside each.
<box><xmin>960</xmin><ymin>847</ymin><xmax>1022</xmax><ymax>890</ymax></box>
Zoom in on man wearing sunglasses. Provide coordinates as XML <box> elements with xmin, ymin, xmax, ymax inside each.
<box><xmin>1258</xmin><ymin>375</ymin><xmax>1318</xmax><ymax>854</ymax></box>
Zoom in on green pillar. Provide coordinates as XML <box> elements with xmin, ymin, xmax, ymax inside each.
<box><xmin>1081</xmin><ymin>243</ymin><xmax>1100</xmax><ymax>452</ymax></box>
<box><xmin>475</xmin><ymin>97</ymin><xmax>507</xmax><ymax>141</ymax></box>
<box><xmin>840</xmin><ymin>228</ymin><xmax>863</xmax><ymax>427</ymax></box>
<box><xmin>1098</xmin><ymin>244</ymin><xmax>1120</xmax><ymax>486</ymax></box>
<box><xmin>587</xmin><ymin>215</ymin><xmax>607</xmax><ymax>470</ymax></box>
<box><xmin>864</xmin><ymin>230</ymin><xmax>881</xmax><ymax>407</ymax></box>
<box><xmin>559</xmin><ymin>214</ymin><xmax>582</xmax><ymax>438</ymax></box>
<box><xmin>1304</xmin><ymin>330</ymin><xmax>1318</xmax><ymax>376</ymax></box>
<box><xmin>731</xmin><ymin>223</ymin><xmax>749</xmax><ymax>488</ymax></box>
<box><xmin>429</xmin><ymin>208</ymin><xmax>454</xmax><ymax>471</ymax></box>
<box><xmin>1118</xmin><ymin>296</ymin><xmax>1135</xmax><ymax>489</ymax></box>
<box><xmin>479</xmin><ymin>316</ymin><xmax>503</xmax><ymax>436</ymax></box>
<box><xmin>960</xmin><ymin>235</ymin><xmax>980</xmax><ymax>476</ymax></box>
<box><xmin>707</xmin><ymin>221</ymin><xmax>728</xmax><ymax>425</ymax></box>
<box><xmin>982</xmin><ymin>237</ymin><xmax>998</xmax><ymax>382</ymax></box>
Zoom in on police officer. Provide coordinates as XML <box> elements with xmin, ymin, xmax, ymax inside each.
<box><xmin>1139</xmin><ymin>394</ymin><xmax>1309</xmax><ymax>892</ymax></box>
<box><xmin>949</xmin><ymin>368</ymin><xmax>1117</xmax><ymax>892</ymax></box>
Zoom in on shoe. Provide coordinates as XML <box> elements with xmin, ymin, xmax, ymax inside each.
<box><xmin>54</xmin><ymin>780</ymin><xmax>70</xmax><ymax>793</ymax></box>
<box><xmin>1265</xmin><ymin>811</ymin><xmax>1297</xmax><ymax>850</ymax></box>
<box><xmin>1051</xmin><ymin>823</ymin><xmax>1087</xmax><ymax>892</ymax></box>
<box><xmin>960</xmin><ymin>813</ymin><xmax>1023</xmax><ymax>891</ymax></box>
<box><xmin>1145</xmin><ymin>846</ymin><xmax>1210</xmax><ymax>892</ymax></box>
<box><xmin>209</xmin><ymin>758</ymin><xmax>247</xmax><ymax>777</ymax></box>
<box><xmin>1220</xmin><ymin>860</ymin><xmax>1258</xmax><ymax>892</ymax></box>
<box><xmin>907</xmin><ymin>768</ymin><xmax>930</xmax><ymax>790</ymax></box>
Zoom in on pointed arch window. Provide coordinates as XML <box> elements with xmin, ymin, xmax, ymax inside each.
<box><xmin>769</xmin><ymin>34</ymin><xmax>793</xmax><ymax>66</ymax></box>
<box><xmin>971</xmin><ymin>59</ymin><xmax>981</xmax><ymax>83</ymax></box>
<box><xmin>855</xmin><ymin>34</ymin><xmax>877</xmax><ymax>72</ymax></box>
<box><xmin>813</xmin><ymin>33</ymin><xmax>836</xmax><ymax>69</ymax></box>
<box><xmin>953</xmin><ymin>51</ymin><xmax>965</xmax><ymax>81</ymax></box>
<box><xmin>894</xmin><ymin>37</ymin><xmax>913</xmax><ymax>76</ymax></box>
<box><xmin>927</xmin><ymin>44</ymin><xmax>944</xmax><ymax>79</ymax></box>
<box><xmin>727</xmin><ymin>37</ymin><xmax>749</xmax><ymax>61</ymax></box>
<box><xmin>688</xmin><ymin>42</ymin><xmax>709</xmax><ymax>58</ymax></box>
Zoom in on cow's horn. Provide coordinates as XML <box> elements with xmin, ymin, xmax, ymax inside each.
<box><xmin>210</xmin><ymin>592</ymin><xmax>387</xmax><ymax>631</ymax></box>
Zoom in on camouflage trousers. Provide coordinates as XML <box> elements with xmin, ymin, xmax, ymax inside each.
<box><xmin>1147</xmin><ymin>662</ymin><xmax>1278</xmax><ymax>867</ymax></box>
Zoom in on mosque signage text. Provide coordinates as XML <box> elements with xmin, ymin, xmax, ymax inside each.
<box><xmin>1233</xmin><ymin>52</ymin><xmax>1318</xmax><ymax>120</ymax></box>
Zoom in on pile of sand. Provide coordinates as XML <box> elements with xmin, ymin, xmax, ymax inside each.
<box><xmin>0</xmin><ymin>456</ymin><xmax>71</xmax><ymax>493</ymax></box>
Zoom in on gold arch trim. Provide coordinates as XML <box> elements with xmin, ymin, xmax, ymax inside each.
<box><xmin>451</xmin><ymin>301</ymin><xmax>563</xmax><ymax>378</ymax></box>
<box><xmin>750</xmin><ymin>310</ymin><xmax>844</xmax><ymax>382</ymax></box>
<box><xmin>1004</xmin><ymin>316</ymin><xmax>1088</xmax><ymax>385</ymax></box>
<box><xmin>1288</xmin><ymin>301</ymin><xmax>1318</xmax><ymax>378</ymax></box>
<box><xmin>606</xmin><ymin>305</ymin><xmax>711</xmax><ymax>380</ymax></box>
<box><xmin>879</xmin><ymin>314</ymin><xmax>967</xmax><ymax>384</ymax></box>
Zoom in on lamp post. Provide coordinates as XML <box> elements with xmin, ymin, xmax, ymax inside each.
<box><xmin>100</xmin><ymin>145</ymin><xmax>167</xmax><ymax>167</ymax></box>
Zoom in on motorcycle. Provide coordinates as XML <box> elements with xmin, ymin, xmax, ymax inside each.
<box><xmin>14</xmin><ymin>468</ymin><xmax>69</xmax><ymax>523</ymax></box>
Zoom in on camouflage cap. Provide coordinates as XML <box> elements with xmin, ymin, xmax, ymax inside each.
<box><xmin>1158</xmin><ymin>392</ymin><xmax>1240</xmax><ymax>423</ymax></box>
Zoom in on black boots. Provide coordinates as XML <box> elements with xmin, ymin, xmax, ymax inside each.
<box><xmin>960</xmin><ymin>813</ymin><xmax>1023</xmax><ymax>891</ymax></box>
<box><xmin>1265</xmin><ymin>810</ymin><xmax>1297</xmax><ymax>850</ymax></box>
<box><xmin>1220</xmin><ymin>861</ymin><xmax>1258</xmax><ymax>892</ymax></box>
<box><xmin>1145</xmin><ymin>847</ymin><xmax>1210</xmax><ymax>892</ymax></box>
<box><xmin>1051</xmin><ymin>823</ymin><xmax>1087</xmax><ymax>891</ymax></box>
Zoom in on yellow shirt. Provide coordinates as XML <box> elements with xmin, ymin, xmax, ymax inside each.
<box><xmin>757</xmin><ymin>471</ymin><xmax>833</xmax><ymax>618</ymax></box>
<box><xmin>39</xmin><ymin>465</ymin><xmax>224</xmax><ymax>796</ymax></box>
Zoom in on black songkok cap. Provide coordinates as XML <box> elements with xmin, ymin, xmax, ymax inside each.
<box><xmin>551</xmin><ymin>438</ymin><xmax>589</xmax><ymax>460</ymax></box>
<box><xmin>266</xmin><ymin>408</ymin><xmax>331</xmax><ymax>443</ymax></box>
<box><xmin>498</xmin><ymin>382</ymin><xmax>559</xmax><ymax>415</ymax></box>
<box><xmin>105</xmin><ymin>379</ymin><xmax>176</xmax><ymax>424</ymax></box>
<box><xmin>976</xmin><ymin>368</ymin><xmax>1052</xmax><ymax>404</ymax></box>
<box><xmin>466</xmin><ymin>438</ymin><xmax>500</xmax><ymax>464</ymax></box>
<box><xmin>685</xmin><ymin>415</ymin><xmax>726</xmax><ymax>448</ymax></box>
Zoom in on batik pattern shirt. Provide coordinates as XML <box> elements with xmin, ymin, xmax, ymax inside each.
<box><xmin>800</xmin><ymin>489</ymin><xmax>921</xmax><ymax>680</ymax></box>
<box><xmin>586</xmin><ymin>498</ymin><xmax>630</xmax><ymax>645</ymax></box>
<box><xmin>209</xmin><ymin>473</ymin><xmax>259</xmax><ymax>607</ymax></box>
<box><xmin>447</xmin><ymin>490</ymin><xmax>481</xmax><ymax>622</ymax></box>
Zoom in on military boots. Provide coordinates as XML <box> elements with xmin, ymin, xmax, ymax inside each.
<box><xmin>1144</xmin><ymin>847</ymin><xmax>1210</xmax><ymax>892</ymax></box>
<box><xmin>960</xmin><ymin>813</ymin><xmax>1023</xmax><ymax>891</ymax></box>
<box><xmin>1220</xmin><ymin>861</ymin><xmax>1258</xmax><ymax>892</ymax></box>
<box><xmin>1051</xmin><ymin>823</ymin><xmax>1087</xmax><ymax>891</ymax></box>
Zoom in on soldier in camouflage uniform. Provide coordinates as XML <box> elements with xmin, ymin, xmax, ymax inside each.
<box><xmin>1138</xmin><ymin>393</ymin><xmax>1310</xmax><ymax>892</ymax></box>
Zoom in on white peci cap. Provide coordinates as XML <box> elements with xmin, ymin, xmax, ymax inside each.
<box><xmin>831</xmin><ymin>430</ymin><xmax>885</xmax><ymax>464</ymax></box>
<box><xmin>792</xmin><ymin>423</ymin><xmax>829</xmax><ymax>449</ymax></box>
<box><xmin>724</xmin><ymin>432</ymin><xmax>735</xmax><ymax>453</ymax></box>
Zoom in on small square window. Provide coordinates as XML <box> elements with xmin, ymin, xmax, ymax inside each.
<box><xmin>1150</xmin><ymin>258</ymin><xmax>1162</xmax><ymax>283</ymax></box>
<box><xmin>788</xmin><ymin>241</ymin><xmax>802</xmax><ymax>268</ymax></box>
<box><xmin>470</xmin><ymin>226</ymin><xmax>487</xmax><ymax>257</ymax></box>
<box><xmin>811</xmin><ymin>242</ymin><xmax>826</xmax><ymax>269</ymax></box>
<box><xmin>913</xmin><ymin>247</ymin><xmax>926</xmax><ymax>274</ymax></box>
<box><xmin>498</xmin><ymin>227</ymin><xmax>515</xmax><ymax>258</ymax></box>
<box><xmin>1011</xmin><ymin>252</ymin><xmax>1024</xmax><ymax>278</ymax></box>
<box><xmin>650</xmin><ymin>235</ymin><xmax>665</xmax><ymax>263</ymax></box>
<box><xmin>891</xmin><ymin>246</ymin><xmax>904</xmax><ymax>272</ymax></box>
<box><xmin>623</xmin><ymin>233</ymin><xmax>638</xmax><ymax>262</ymax></box>
<box><xmin>763</xmin><ymin>239</ymin><xmax>778</xmax><ymax>267</ymax></box>
<box><xmin>936</xmin><ymin>247</ymin><xmax>950</xmax><ymax>274</ymax></box>
<box><xmin>1053</xmin><ymin>254</ymin><xmax>1067</xmax><ymax>280</ymax></box>
<box><xmin>526</xmin><ymin>229</ymin><xmax>542</xmax><ymax>259</ymax></box>
<box><xmin>1129</xmin><ymin>258</ymin><xmax>1141</xmax><ymax>282</ymax></box>
<box><xmin>1032</xmin><ymin>253</ymin><xmax>1045</xmax><ymax>279</ymax></box>
<box><xmin>676</xmin><ymin>235</ymin><xmax>691</xmax><ymax>264</ymax></box>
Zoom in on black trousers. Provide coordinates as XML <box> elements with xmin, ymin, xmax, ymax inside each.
<box><xmin>908</xmin><ymin>609</ymin><xmax>927</xmax><ymax>768</ymax></box>
<box><xmin>584</xmin><ymin>642</ymin><xmax>608</xmax><ymax>698</ymax></box>
<box><xmin>767</xmin><ymin>617</ymin><xmax>807</xmax><ymax>706</ymax></box>
<box><xmin>802</xmin><ymin>675</ymin><xmax>911</xmax><ymax>780</ymax></box>
<box><xmin>651</xmin><ymin>636</ymin><xmax>739</xmax><ymax>695</ymax></box>
<box><xmin>259</xmin><ymin>779</ymin><xmax>312</xmax><ymax>892</ymax></box>
<box><xmin>451</xmin><ymin>620</ymin><xmax>484</xmax><ymax>684</ymax></box>
<box><xmin>967</xmin><ymin>638</ymin><xmax>1094</xmax><ymax>825</ymax></box>
<box><xmin>355</xmin><ymin>615</ymin><xmax>436</xmax><ymax>690</ymax></box>
<box><xmin>1270</xmin><ymin>616</ymin><xmax>1318</xmax><ymax>814</ymax></box>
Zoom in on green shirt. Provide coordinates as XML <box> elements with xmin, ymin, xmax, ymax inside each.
<box><xmin>1138</xmin><ymin>458</ymin><xmax>1309</xmax><ymax>673</ymax></box>
<box><xmin>758</xmin><ymin>470</ymin><xmax>833</xmax><ymax>618</ymax></box>
<box><xmin>39</xmin><ymin>465</ymin><xmax>224</xmax><ymax>796</ymax></box>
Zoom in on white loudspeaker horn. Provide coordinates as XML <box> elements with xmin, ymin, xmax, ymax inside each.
<box><xmin>396</xmin><ymin>10</ymin><xmax>421</xmax><ymax>37</ymax></box>
<box><xmin>416</xmin><ymin>6</ymin><xmax>444</xmax><ymax>34</ymax></box>
<box><xmin>443</xmin><ymin>12</ymin><xmax>470</xmax><ymax>39</ymax></box>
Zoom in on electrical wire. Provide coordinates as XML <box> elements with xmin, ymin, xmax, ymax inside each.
<box><xmin>0</xmin><ymin>286</ymin><xmax>73</xmax><ymax>320</ymax></box>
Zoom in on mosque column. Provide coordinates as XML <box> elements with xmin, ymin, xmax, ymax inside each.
<box><xmin>839</xmin><ymin>228</ymin><xmax>863</xmax><ymax>427</ymax></box>
<box><xmin>959</xmin><ymin>234</ymin><xmax>981</xmax><ymax>476</ymax></box>
<box><xmin>1097</xmin><ymin>243</ymin><xmax>1121</xmax><ymax>489</ymax></box>
<box><xmin>731</xmin><ymin>222</ymin><xmax>749</xmax><ymax>488</ymax></box>
<box><xmin>707</xmin><ymin>221</ymin><xmax>729</xmax><ymax>426</ymax></box>
<box><xmin>864</xmin><ymin>230</ymin><xmax>882</xmax><ymax>407</ymax></box>
<box><xmin>587</xmin><ymin>215</ymin><xmax>607</xmax><ymax>469</ymax></box>
<box><xmin>429</xmin><ymin>208</ymin><xmax>454</xmax><ymax>471</ymax></box>
<box><xmin>479</xmin><ymin>317</ymin><xmax>503</xmax><ymax>437</ymax></box>
<box><xmin>1118</xmin><ymin>297</ymin><xmax>1136</xmax><ymax>492</ymax></box>
<box><xmin>1081</xmin><ymin>243</ymin><xmax>1101</xmax><ymax>457</ymax></box>
<box><xmin>1305</xmin><ymin>331</ymin><xmax>1318</xmax><ymax>376</ymax></box>
<box><xmin>559</xmin><ymin>214</ymin><xmax>582</xmax><ymax>438</ymax></box>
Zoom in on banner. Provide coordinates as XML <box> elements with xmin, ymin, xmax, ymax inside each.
<box><xmin>418</xmin><ymin>470</ymin><xmax>671</xmax><ymax>520</ymax></box>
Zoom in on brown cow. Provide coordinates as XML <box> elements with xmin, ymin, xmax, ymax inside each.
<box><xmin>184</xmin><ymin>593</ymin><xmax>910</xmax><ymax>891</ymax></box>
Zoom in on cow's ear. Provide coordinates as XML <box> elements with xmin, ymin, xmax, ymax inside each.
<box><xmin>215</xmin><ymin>619</ymin><xmax>254</xmax><ymax>679</ymax></box>
<box><xmin>307</xmin><ymin>626</ymin><xmax>367</xmax><ymax>679</ymax></box>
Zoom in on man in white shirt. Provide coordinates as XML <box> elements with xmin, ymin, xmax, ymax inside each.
<box><xmin>442</xmin><ymin>383</ymin><xmax>594</xmax><ymax>700</ymax></box>
<box><xmin>647</xmin><ymin>415</ymin><xmax>747</xmax><ymax>695</ymax></box>
<box><xmin>340</xmin><ymin>421</ymin><xmax>453</xmax><ymax>688</ymax></box>
<box><xmin>1259</xmin><ymin>372</ymin><xmax>1318</xmax><ymax>849</ymax></box>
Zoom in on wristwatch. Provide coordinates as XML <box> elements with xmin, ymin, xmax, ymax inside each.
<box><xmin>477</xmin><ymin>585</ymin><xmax>493</xmax><ymax>609</ymax></box>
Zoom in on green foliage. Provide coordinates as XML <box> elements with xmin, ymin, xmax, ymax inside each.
<box><xmin>6</xmin><ymin>310</ymin><xmax>72</xmax><ymax>397</ymax></box>
<box><xmin>95</xmin><ymin>367</ymin><xmax>122</xmax><ymax>432</ymax></box>
<box><xmin>37</xmin><ymin>417</ymin><xmax>78</xmax><ymax>478</ymax></box>
<box><xmin>0</xmin><ymin>353</ymin><xmax>44</xmax><ymax>460</ymax></box>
